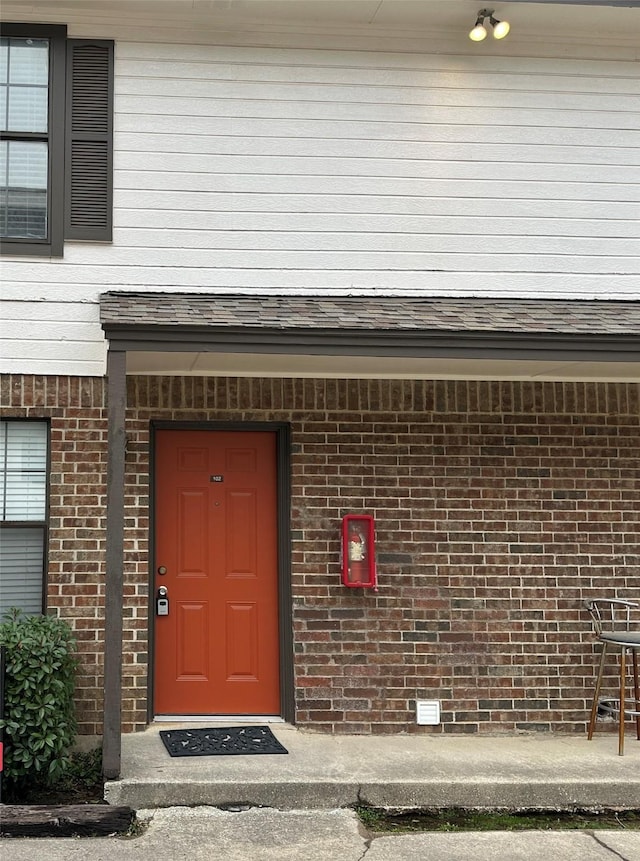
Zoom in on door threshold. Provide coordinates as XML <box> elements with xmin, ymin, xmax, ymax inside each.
<box><xmin>154</xmin><ymin>715</ymin><xmax>285</xmax><ymax>723</ymax></box>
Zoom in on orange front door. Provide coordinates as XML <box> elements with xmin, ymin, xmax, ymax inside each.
<box><xmin>153</xmin><ymin>429</ymin><xmax>280</xmax><ymax>715</ymax></box>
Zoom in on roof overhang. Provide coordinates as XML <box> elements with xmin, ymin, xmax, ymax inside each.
<box><xmin>100</xmin><ymin>294</ymin><xmax>640</xmax><ymax>381</ymax></box>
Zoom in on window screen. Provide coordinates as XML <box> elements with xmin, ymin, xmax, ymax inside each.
<box><xmin>0</xmin><ymin>420</ymin><xmax>48</xmax><ymax>616</ymax></box>
<box><xmin>0</xmin><ymin>36</ymin><xmax>50</xmax><ymax>241</ymax></box>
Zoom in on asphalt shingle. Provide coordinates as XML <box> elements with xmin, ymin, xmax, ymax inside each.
<box><xmin>100</xmin><ymin>293</ymin><xmax>640</xmax><ymax>336</ymax></box>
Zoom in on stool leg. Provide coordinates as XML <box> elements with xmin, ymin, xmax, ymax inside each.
<box><xmin>633</xmin><ymin>648</ymin><xmax>640</xmax><ymax>742</ymax></box>
<box><xmin>588</xmin><ymin>641</ymin><xmax>608</xmax><ymax>741</ymax></box>
<box><xmin>619</xmin><ymin>646</ymin><xmax>626</xmax><ymax>757</ymax></box>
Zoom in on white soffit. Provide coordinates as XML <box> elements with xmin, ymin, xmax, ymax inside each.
<box><xmin>2</xmin><ymin>1</ymin><xmax>639</xmax><ymax>42</ymax></box>
<box><xmin>125</xmin><ymin>351</ymin><xmax>640</xmax><ymax>382</ymax></box>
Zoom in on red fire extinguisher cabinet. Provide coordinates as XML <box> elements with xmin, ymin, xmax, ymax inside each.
<box><xmin>341</xmin><ymin>514</ymin><xmax>377</xmax><ymax>589</ymax></box>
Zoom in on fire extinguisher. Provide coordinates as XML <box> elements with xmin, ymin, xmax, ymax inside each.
<box><xmin>341</xmin><ymin>514</ymin><xmax>377</xmax><ymax>589</ymax></box>
<box><xmin>348</xmin><ymin>528</ymin><xmax>366</xmax><ymax>583</ymax></box>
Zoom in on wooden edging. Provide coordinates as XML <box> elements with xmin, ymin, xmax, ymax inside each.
<box><xmin>0</xmin><ymin>804</ymin><xmax>135</xmax><ymax>838</ymax></box>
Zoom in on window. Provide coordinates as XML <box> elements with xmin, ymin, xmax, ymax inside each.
<box><xmin>0</xmin><ymin>23</ymin><xmax>113</xmax><ymax>257</ymax></box>
<box><xmin>0</xmin><ymin>421</ymin><xmax>48</xmax><ymax>616</ymax></box>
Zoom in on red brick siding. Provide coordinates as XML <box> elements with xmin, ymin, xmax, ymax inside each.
<box><xmin>1</xmin><ymin>375</ymin><xmax>108</xmax><ymax>734</ymax></box>
<box><xmin>2</xmin><ymin>374</ymin><xmax>638</xmax><ymax>736</ymax></box>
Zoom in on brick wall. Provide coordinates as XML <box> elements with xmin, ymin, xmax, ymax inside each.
<box><xmin>280</xmin><ymin>379</ymin><xmax>640</xmax><ymax>734</ymax></box>
<box><xmin>1</xmin><ymin>376</ymin><xmax>108</xmax><ymax>734</ymax></box>
<box><xmin>2</xmin><ymin>374</ymin><xmax>639</xmax><ymax>736</ymax></box>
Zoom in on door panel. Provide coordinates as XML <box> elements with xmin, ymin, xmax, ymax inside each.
<box><xmin>226</xmin><ymin>602</ymin><xmax>258</xmax><ymax>679</ymax></box>
<box><xmin>227</xmin><ymin>490</ymin><xmax>258</xmax><ymax>575</ymax></box>
<box><xmin>176</xmin><ymin>602</ymin><xmax>209</xmax><ymax>679</ymax></box>
<box><xmin>177</xmin><ymin>490</ymin><xmax>208</xmax><ymax>575</ymax></box>
<box><xmin>154</xmin><ymin>429</ymin><xmax>280</xmax><ymax>715</ymax></box>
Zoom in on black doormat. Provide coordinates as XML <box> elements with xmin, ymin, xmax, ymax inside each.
<box><xmin>159</xmin><ymin>726</ymin><xmax>288</xmax><ymax>757</ymax></box>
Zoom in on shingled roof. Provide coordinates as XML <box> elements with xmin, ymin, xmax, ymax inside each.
<box><xmin>101</xmin><ymin>293</ymin><xmax>640</xmax><ymax>336</ymax></box>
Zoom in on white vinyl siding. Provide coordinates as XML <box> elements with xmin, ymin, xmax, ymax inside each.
<box><xmin>0</xmin><ymin>31</ymin><xmax>639</xmax><ymax>374</ymax></box>
<box><xmin>0</xmin><ymin>421</ymin><xmax>48</xmax><ymax>616</ymax></box>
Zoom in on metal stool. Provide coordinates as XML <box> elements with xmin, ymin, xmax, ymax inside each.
<box><xmin>584</xmin><ymin>598</ymin><xmax>640</xmax><ymax>755</ymax></box>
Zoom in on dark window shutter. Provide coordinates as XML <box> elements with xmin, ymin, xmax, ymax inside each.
<box><xmin>64</xmin><ymin>40</ymin><xmax>114</xmax><ymax>241</ymax></box>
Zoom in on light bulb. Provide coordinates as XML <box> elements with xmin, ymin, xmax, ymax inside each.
<box><xmin>469</xmin><ymin>24</ymin><xmax>487</xmax><ymax>41</ymax></box>
<box><xmin>492</xmin><ymin>19</ymin><xmax>510</xmax><ymax>39</ymax></box>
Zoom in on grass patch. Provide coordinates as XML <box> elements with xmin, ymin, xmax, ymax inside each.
<box><xmin>355</xmin><ymin>806</ymin><xmax>640</xmax><ymax>833</ymax></box>
<box><xmin>122</xmin><ymin>816</ymin><xmax>150</xmax><ymax>840</ymax></box>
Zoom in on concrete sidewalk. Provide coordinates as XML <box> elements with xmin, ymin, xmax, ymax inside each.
<box><xmin>105</xmin><ymin>723</ymin><xmax>640</xmax><ymax>810</ymax></box>
<box><xmin>3</xmin><ymin>808</ymin><xmax>640</xmax><ymax>861</ymax></box>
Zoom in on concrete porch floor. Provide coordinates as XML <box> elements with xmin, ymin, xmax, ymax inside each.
<box><xmin>104</xmin><ymin>723</ymin><xmax>640</xmax><ymax>811</ymax></box>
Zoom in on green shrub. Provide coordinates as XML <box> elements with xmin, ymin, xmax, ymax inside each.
<box><xmin>53</xmin><ymin>747</ymin><xmax>103</xmax><ymax>796</ymax></box>
<box><xmin>0</xmin><ymin>609</ymin><xmax>79</xmax><ymax>792</ymax></box>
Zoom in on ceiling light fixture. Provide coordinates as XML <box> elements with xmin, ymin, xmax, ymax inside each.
<box><xmin>469</xmin><ymin>13</ymin><xmax>488</xmax><ymax>41</ymax></box>
<box><xmin>469</xmin><ymin>9</ymin><xmax>510</xmax><ymax>42</ymax></box>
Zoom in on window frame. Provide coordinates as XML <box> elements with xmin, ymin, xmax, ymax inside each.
<box><xmin>0</xmin><ymin>23</ymin><xmax>66</xmax><ymax>257</ymax></box>
<box><xmin>0</xmin><ymin>418</ymin><xmax>50</xmax><ymax>615</ymax></box>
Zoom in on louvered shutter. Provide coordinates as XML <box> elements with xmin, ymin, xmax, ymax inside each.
<box><xmin>64</xmin><ymin>39</ymin><xmax>114</xmax><ymax>241</ymax></box>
